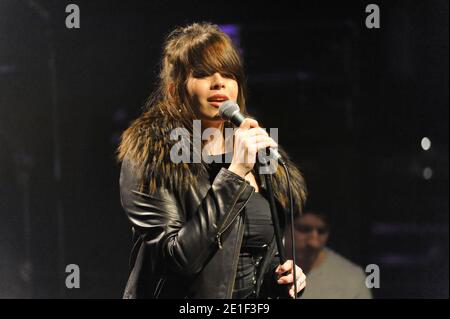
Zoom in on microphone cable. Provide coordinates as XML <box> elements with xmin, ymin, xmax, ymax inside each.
<box><xmin>281</xmin><ymin>161</ymin><xmax>301</xmax><ymax>299</ymax></box>
<box><xmin>264</xmin><ymin>159</ymin><xmax>301</xmax><ymax>299</ymax></box>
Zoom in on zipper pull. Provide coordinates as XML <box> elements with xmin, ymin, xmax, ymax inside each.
<box><xmin>216</xmin><ymin>234</ymin><xmax>223</xmax><ymax>250</ymax></box>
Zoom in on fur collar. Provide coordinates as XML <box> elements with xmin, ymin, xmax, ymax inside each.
<box><xmin>118</xmin><ymin>108</ymin><xmax>208</xmax><ymax>194</ymax></box>
<box><xmin>118</xmin><ymin>107</ymin><xmax>307</xmax><ymax>212</ymax></box>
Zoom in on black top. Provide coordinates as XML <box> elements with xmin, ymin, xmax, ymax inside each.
<box><xmin>205</xmin><ymin>154</ymin><xmax>274</xmax><ymax>299</ymax></box>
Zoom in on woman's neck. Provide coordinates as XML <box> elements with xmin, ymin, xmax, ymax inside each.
<box><xmin>201</xmin><ymin>120</ymin><xmax>225</xmax><ymax>156</ymax></box>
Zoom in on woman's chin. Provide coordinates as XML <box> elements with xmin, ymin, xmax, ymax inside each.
<box><xmin>203</xmin><ymin>111</ymin><xmax>224</xmax><ymax>121</ymax></box>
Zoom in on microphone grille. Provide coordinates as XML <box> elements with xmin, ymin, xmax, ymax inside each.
<box><xmin>218</xmin><ymin>100</ymin><xmax>239</xmax><ymax>120</ymax></box>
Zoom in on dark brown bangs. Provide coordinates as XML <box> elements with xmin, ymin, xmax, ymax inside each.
<box><xmin>187</xmin><ymin>36</ymin><xmax>243</xmax><ymax>80</ymax></box>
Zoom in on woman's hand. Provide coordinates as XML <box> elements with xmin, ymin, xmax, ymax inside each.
<box><xmin>228</xmin><ymin>118</ymin><xmax>278</xmax><ymax>178</ymax></box>
<box><xmin>275</xmin><ymin>260</ymin><xmax>306</xmax><ymax>298</ymax></box>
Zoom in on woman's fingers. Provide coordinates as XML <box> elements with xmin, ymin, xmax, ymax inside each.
<box><xmin>230</xmin><ymin>118</ymin><xmax>277</xmax><ymax>176</ymax></box>
<box><xmin>246</xmin><ymin>127</ymin><xmax>269</xmax><ymax>137</ymax></box>
<box><xmin>235</xmin><ymin>136</ymin><xmax>277</xmax><ymax>160</ymax></box>
<box><xmin>238</xmin><ymin>118</ymin><xmax>259</xmax><ymax>130</ymax></box>
<box><xmin>277</xmin><ymin>268</ymin><xmax>304</xmax><ymax>284</ymax></box>
<box><xmin>241</xmin><ymin>134</ymin><xmax>276</xmax><ymax>145</ymax></box>
<box><xmin>288</xmin><ymin>271</ymin><xmax>307</xmax><ymax>298</ymax></box>
<box><xmin>277</xmin><ymin>273</ymin><xmax>294</xmax><ymax>284</ymax></box>
<box><xmin>289</xmin><ymin>278</ymin><xmax>307</xmax><ymax>298</ymax></box>
<box><xmin>275</xmin><ymin>261</ymin><xmax>307</xmax><ymax>298</ymax></box>
<box><xmin>275</xmin><ymin>260</ymin><xmax>294</xmax><ymax>274</ymax></box>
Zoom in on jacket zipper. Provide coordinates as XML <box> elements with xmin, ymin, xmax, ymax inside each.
<box><xmin>226</xmin><ymin>214</ymin><xmax>246</xmax><ymax>298</ymax></box>
<box><xmin>153</xmin><ymin>275</ymin><xmax>166</xmax><ymax>299</ymax></box>
<box><xmin>215</xmin><ymin>183</ymin><xmax>254</xmax><ymax>249</ymax></box>
<box><xmin>255</xmin><ymin>238</ymin><xmax>277</xmax><ymax>297</ymax></box>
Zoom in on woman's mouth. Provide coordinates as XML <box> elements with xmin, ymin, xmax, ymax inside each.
<box><xmin>208</xmin><ymin>100</ymin><xmax>226</xmax><ymax>108</ymax></box>
<box><xmin>207</xmin><ymin>94</ymin><xmax>229</xmax><ymax>107</ymax></box>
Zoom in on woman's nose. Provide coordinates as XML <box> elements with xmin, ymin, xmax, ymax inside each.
<box><xmin>211</xmin><ymin>73</ymin><xmax>225</xmax><ymax>89</ymax></box>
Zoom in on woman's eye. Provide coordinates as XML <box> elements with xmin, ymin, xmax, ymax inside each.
<box><xmin>192</xmin><ymin>71</ymin><xmax>235</xmax><ymax>79</ymax></box>
<box><xmin>192</xmin><ymin>71</ymin><xmax>209</xmax><ymax>78</ymax></box>
<box><xmin>221</xmin><ymin>73</ymin><xmax>234</xmax><ymax>79</ymax></box>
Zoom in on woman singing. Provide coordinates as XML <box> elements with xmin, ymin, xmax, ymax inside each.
<box><xmin>117</xmin><ymin>22</ymin><xmax>307</xmax><ymax>299</ymax></box>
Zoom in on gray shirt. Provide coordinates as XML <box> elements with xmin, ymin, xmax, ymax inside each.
<box><xmin>300</xmin><ymin>247</ymin><xmax>373</xmax><ymax>299</ymax></box>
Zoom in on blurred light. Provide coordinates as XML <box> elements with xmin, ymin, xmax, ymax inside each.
<box><xmin>0</xmin><ymin>64</ymin><xmax>16</xmax><ymax>74</ymax></box>
<box><xmin>218</xmin><ymin>24</ymin><xmax>242</xmax><ymax>52</ymax></box>
<box><xmin>423</xmin><ymin>167</ymin><xmax>433</xmax><ymax>180</ymax></box>
<box><xmin>218</xmin><ymin>24</ymin><xmax>240</xmax><ymax>40</ymax></box>
<box><xmin>421</xmin><ymin>137</ymin><xmax>431</xmax><ymax>151</ymax></box>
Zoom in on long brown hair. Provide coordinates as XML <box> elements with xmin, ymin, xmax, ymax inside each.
<box><xmin>149</xmin><ymin>22</ymin><xmax>247</xmax><ymax>125</ymax></box>
<box><xmin>117</xmin><ymin>22</ymin><xmax>307</xmax><ymax>213</ymax></box>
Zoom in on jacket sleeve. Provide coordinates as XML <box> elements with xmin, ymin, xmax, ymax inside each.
<box><xmin>119</xmin><ymin>156</ymin><xmax>254</xmax><ymax>276</ymax></box>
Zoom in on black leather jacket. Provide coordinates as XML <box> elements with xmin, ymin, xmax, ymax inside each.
<box><xmin>119</xmin><ymin>155</ymin><xmax>289</xmax><ymax>299</ymax></box>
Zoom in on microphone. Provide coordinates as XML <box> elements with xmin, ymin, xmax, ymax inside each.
<box><xmin>219</xmin><ymin>100</ymin><xmax>285</xmax><ymax>165</ymax></box>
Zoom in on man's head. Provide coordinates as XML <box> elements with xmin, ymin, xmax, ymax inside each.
<box><xmin>294</xmin><ymin>210</ymin><xmax>330</xmax><ymax>255</ymax></box>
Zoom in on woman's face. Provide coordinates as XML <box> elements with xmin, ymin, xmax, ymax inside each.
<box><xmin>186</xmin><ymin>71</ymin><xmax>239</xmax><ymax>125</ymax></box>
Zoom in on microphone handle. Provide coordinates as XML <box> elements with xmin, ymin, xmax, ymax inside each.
<box><xmin>229</xmin><ymin>110</ymin><xmax>246</xmax><ymax>126</ymax></box>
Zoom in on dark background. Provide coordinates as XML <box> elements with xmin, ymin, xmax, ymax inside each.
<box><xmin>0</xmin><ymin>0</ymin><xmax>448</xmax><ymax>298</ymax></box>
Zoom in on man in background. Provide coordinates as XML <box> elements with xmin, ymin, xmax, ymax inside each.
<box><xmin>288</xmin><ymin>210</ymin><xmax>373</xmax><ymax>299</ymax></box>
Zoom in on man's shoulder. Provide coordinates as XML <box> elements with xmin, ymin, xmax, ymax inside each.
<box><xmin>323</xmin><ymin>247</ymin><xmax>366</xmax><ymax>277</ymax></box>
